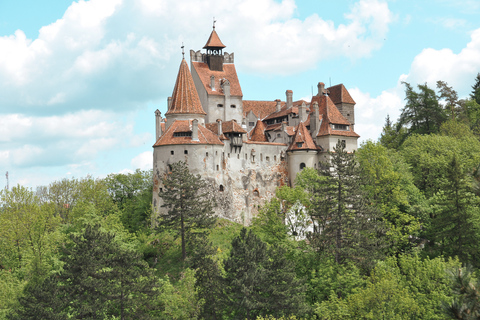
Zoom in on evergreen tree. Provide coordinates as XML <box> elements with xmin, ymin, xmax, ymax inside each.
<box><xmin>426</xmin><ymin>155</ymin><xmax>480</xmax><ymax>265</ymax></box>
<box><xmin>158</xmin><ymin>161</ymin><xmax>216</xmax><ymax>261</ymax></box>
<box><xmin>437</xmin><ymin>80</ymin><xmax>460</xmax><ymax>120</ymax></box>
<box><xmin>309</xmin><ymin>141</ymin><xmax>386</xmax><ymax>270</ymax></box>
<box><xmin>471</xmin><ymin>72</ymin><xmax>480</xmax><ymax>105</ymax></box>
<box><xmin>444</xmin><ymin>266</ymin><xmax>480</xmax><ymax>320</ymax></box>
<box><xmin>224</xmin><ymin>228</ymin><xmax>307</xmax><ymax>319</ymax></box>
<box><xmin>399</xmin><ymin>82</ymin><xmax>446</xmax><ymax>136</ymax></box>
<box><xmin>10</xmin><ymin>224</ymin><xmax>158</xmax><ymax>319</ymax></box>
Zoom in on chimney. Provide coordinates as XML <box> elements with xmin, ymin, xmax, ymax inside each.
<box><xmin>286</xmin><ymin>90</ymin><xmax>293</xmax><ymax>109</ymax></box>
<box><xmin>155</xmin><ymin>109</ymin><xmax>162</xmax><ymax>138</ymax></box>
<box><xmin>317</xmin><ymin>82</ymin><xmax>325</xmax><ymax>96</ymax></box>
<box><xmin>275</xmin><ymin>99</ymin><xmax>282</xmax><ymax>112</ymax></box>
<box><xmin>168</xmin><ymin>97</ymin><xmax>172</xmax><ymax>109</ymax></box>
<box><xmin>217</xmin><ymin>119</ymin><xmax>222</xmax><ymax>136</ymax></box>
<box><xmin>312</xmin><ymin>102</ymin><xmax>319</xmax><ymax>135</ymax></box>
<box><xmin>299</xmin><ymin>102</ymin><xmax>307</xmax><ymax>123</ymax></box>
<box><xmin>192</xmin><ymin>119</ymin><xmax>199</xmax><ymax>141</ymax></box>
<box><xmin>210</xmin><ymin>76</ymin><xmax>215</xmax><ymax>91</ymax></box>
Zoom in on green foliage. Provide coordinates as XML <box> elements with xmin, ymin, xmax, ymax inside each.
<box><xmin>251</xmin><ymin>198</ymin><xmax>289</xmax><ymax>244</ymax></box>
<box><xmin>379</xmin><ymin>115</ymin><xmax>408</xmax><ymax>150</ymax></box>
<box><xmin>401</xmin><ymin>133</ymin><xmax>480</xmax><ymax>198</ymax></box>
<box><xmin>357</xmin><ymin>141</ymin><xmax>423</xmax><ymax>254</ymax></box>
<box><xmin>399</xmin><ymin>82</ymin><xmax>446</xmax><ymax>137</ymax></box>
<box><xmin>104</xmin><ymin>169</ymin><xmax>153</xmax><ymax>233</ymax></box>
<box><xmin>0</xmin><ymin>270</ymin><xmax>25</xmax><ymax>319</ymax></box>
<box><xmin>158</xmin><ymin>161</ymin><xmax>216</xmax><ymax>260</ymax></box>
<box><xmin>224</xmin><ymin>228</ymin><xmax>308</xmax><ymax>319</ymax></box>
<box><xmin>309</xmin><ymin>141</ymin><xmax>386</xmax><ymax>270</ymax></box>
<box><xmin>158</xmin><ymin>268</ymin><xmax>202</xmax><ymax>320</ymax></box>
<box><xmin>471</xmin><ymin>72</ymin><xmax>480</xmax><ymax>105</ymax></box>
<box><xmin>425</xmin><ymin>155</ymin><xmax>480</xmax><ymax>265</ymax></box>
<box><xmin>444</xmin><ymin>266</ymin><xmax>480</xmax><ymax>319</ymax></box>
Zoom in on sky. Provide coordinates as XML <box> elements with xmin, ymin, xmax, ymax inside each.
<box><xmin>1</xmin><ymin>0</ymin><xmax>480</xmax><ymax>189</ymax></box>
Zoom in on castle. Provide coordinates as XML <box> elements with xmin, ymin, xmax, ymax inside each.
<box><xmin>153</xmin><ymin>26</ymin><xmax>359</xmax><ymax>224</ymax></box>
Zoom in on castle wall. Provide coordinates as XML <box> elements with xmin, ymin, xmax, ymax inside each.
<box><xmin>287</xmin><ymin>150</ymin><xmax>318</xmax><ymax>185</ymax></box>
<box><xmin>153</xmin><ymin>142</ymin><xmax>288</xmax><ymax>225</ymax></box>
<box><xmin>316</xmin><ymin>135</ymin><xmax>358</xmax><ymax>152</ymax></box>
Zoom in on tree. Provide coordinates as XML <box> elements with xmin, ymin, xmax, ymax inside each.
<box><xmin>224</xmin><ymin>228</ymin><xmax>307</xmax><ymax>319</ymax></box>
<box><xmin>309</xmin><ymin>141</ymin><xmax>386</xmax><ymax>270</ymax></box>
<box><xmin>398</xmin><ymin>82</ymin><xmax>446</xmax><ymax>137</ymax></box>
<box><xmin>444</xmin><ymin>266</ymin><xmax>480</xmax><ymax>320</ymax></box>
<box><xmin>437</xmin><ymin>80</ymin><xmax>460</xmax><ymax>120</ymax></box>
<box><xmin>104</xmin><ymin>169</ymin><xmax>153</xmax><ymax>233</ymax></box>
<box><xmin>10</xmin><ymin>224</ymin><xmax>158</xmax><ymax>319</ymax></box>
<box><xmin>471</xmin><ymin>72</ymin><xmax>480</xmax><ymax>105</ymax></box>
<box><xmin>425</xmin><ymin>155</ymin><xmax>480</xmax><ymax>265</ymax></box>
<box><xmin>158</xmin><ymin>161</ymin><xmax>216</xmax><ymax>261</ymax></box>
<box><xmin>379</xmin><ymin>114</ymin><xmax>408</xmax><ymax>150</ymax></box>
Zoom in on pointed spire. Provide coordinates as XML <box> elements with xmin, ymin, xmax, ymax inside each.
<box><xmin>287</xmin><ymin>121</ymin><xmax>318</xmax><ymax>151</ymax></box>
<box><xmin>165</xmin><ymin>59</ymin><xmax>206</xmax><ymax>115</ymax></box>
<box><xmin>249</xmin><ymin>120</ymin><xmax>268</xmax><ymax>142</ymax></box>
<box><xmin>203</xmin><ymin>27</ymin><xmax>226</xmax><ymax>49</ymax></box>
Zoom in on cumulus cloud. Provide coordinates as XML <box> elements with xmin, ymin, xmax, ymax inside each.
<box><xmin>401</xmin><ymin>28</ymin><xmax>480</xmax><ymax>96</ymax></box>
<box><xmin>131</xmin><ymin>151</ymin><xmax>153</xmax><ymax>170</ymax></box>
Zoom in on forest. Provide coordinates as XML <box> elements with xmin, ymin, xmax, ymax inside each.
<box><xmin>2</xmin><ymin>75</ymin><xmax>480</xmax><ymax>319</ymax></box>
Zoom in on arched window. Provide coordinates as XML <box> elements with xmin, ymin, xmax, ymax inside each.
<box><xmin>300</xmin><ymin>163</ymin><xmax>306</xmax><ymax>170</ymax></box>
<box><xmin>253</xmin><ymin>189</ymin><xmax>259</xmax><ymax>197</ymax></box>
<box><xmin>219</xmin><ymin>185</ymin><xmax>224</xmax><ymax>192</ymax></box>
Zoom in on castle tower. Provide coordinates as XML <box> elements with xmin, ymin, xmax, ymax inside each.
<box><xmin>190</xmin><ymin>27</ymin><xmax>243</xmax><ymax>124</ymax></box>
<box><xmin>165</xmin><ymin>58</ymin><xmax>207</xmax><ymax>128</ymax></box>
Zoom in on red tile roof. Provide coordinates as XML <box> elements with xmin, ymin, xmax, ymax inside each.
<box><xmin>328</xmin><ymin>84</ymin><xmax>356</xmax><ymax>105</ymax></box>
<box><xmin>287</xmin><ymin>122</ymin><xmax>320</xmax><ymax>151</ymax></box>
<box><xmin>249</xmin><ymin>120</ymin><xmax>268</xmax><ymax>142</ymax></box>
<box><xmin>153</xmin><ymin>120</ymin><xmax>223</xmax><ymax>146</ymax></box>
<box><xmin>166</xmin><ymin>59</ymin><xmax>206</xmax><ymax>116</ymax></box>
<box><xmin>243</xmin><ymin>100</ymin><xmax>281</xmax><ymax>120</ymax></box>
<box><xmin>203</xmin><ymin>29</ymin><xmax>226</xmax><ymax>49</ymax></box>
<box><xmin>263</xmin><ymin>100</ymin><xmax>309</xmax><ymax>121</ymax></box>
<box><xmin>205</xmin><ymin>120</ymin><xmax>247</xmax><ymax>135</ymax></box>
<box><xmin>192</xmin><ymin>62</ymin><xmax>242</xmax><ymax>97</ymax></box>
<box><xmin>311</xmin><ymin>94</ymin><xmax>359</xmax><ymax>138</ymax></box>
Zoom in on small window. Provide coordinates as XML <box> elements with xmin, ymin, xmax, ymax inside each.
<box><xmin>216</xmin><ymin>151</ymin><xmax>218</xmax><ymax>155</ymax></box>
<box><xmin>219</xmin><ymin>185</ymin><xmax>224</xmax><ymax>192</ymax></box>
<box><xmin>184</xmin><ymin>150</ymin><xmax>188</xmax><ymax>154</ymax></box>
<box><xmin>245</xmin><ymin>153</ymin><xmax>248</xmax><ymax>159</ymax></box>
<box><xmin>300</xmin><ymin>163</ymin><xmax>306</xmax><ymax>170</ymax></box>
<box><xmin>230</xmin><ymin>104</ymin><xmax>236</xmax><ymax>108</ymax></box>
<box><xmin>159</xmin><ymin>188</ymin><xmax>163</xmax><ymax>192</ymax></box>
<box><xmin>297</xmin><ymin>142</ymin><xmax>303</xmax><ymax>148</ymax></box>
<box><xmin>228</xmin><ymin>153</ymin><xmax>230</xmax><ymax>158</ymax></box>
<box><xmin>216</xmin><ymin>165</ymin><xmax>219</xmax><ymax>171</ymax></box>
<box><xmin>266</xmin><ymin>156</ymin><xmax>270</xmax><ymax>162</ymax></box>
<box><xmin>253</xmin><ymin>189</ymin><xmax>259</xmax><ymax>197</ymax></box>
<box><xmin>277</xmin><ymin>133</ymin><xmax>281</xmax><ymax>137</ymax></box>
<box><xmin>260</xmin><ymin>153</ymin><xmax>263</xmax><ymax>161</ymax></box>
<box><xmin>237</xmin><ymin>154</ymin><xmax>240</xmax><ymax>159</ymax></box>
<box><xmin>274</xmin><ymin>155</ymin><xmax>277</xmax><ymax>161</ymax></box>
<box><xmin>206</xmin><ymin>152</ymin><xmax>209</xmax><ymax>157</ymax></box>
<box><xmin>170</xmin><ymin>150</ymin><xmax>174</xmax><ymax>155</ymax></box>
<box><xmin>217</xmin><ymin>104</ymin><xmax>223</xmax><ymax>108</ymax></box>
<box><xmin>173</xmin><ymin>132</ymin><xmax>192</xmax><ymax>137</ymax></box>
<box><xmin>341</xmin><ymin>140</ymin><xmax>346</xmax><ymax>148</ymax></box>
<box><xmin>249</xmin><ymin>122</ymin><xmax>255</xmax><ymax>127</ymax></box>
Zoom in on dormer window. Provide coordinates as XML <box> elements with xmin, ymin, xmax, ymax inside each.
<box><xmin>331</xmin><ymin>124</ymin><xmax>349</xmax><ymax>130</ymax></box>
<box><xmin>297</xmin><ymin>142</ymin><xmax>303</xmax><ymax>148</ymax></box>
<box><xmin>173</xmin><ymin>132</ymin><xmax>192</xmax><ymax>137</ymax></box>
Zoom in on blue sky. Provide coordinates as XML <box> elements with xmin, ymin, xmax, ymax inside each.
<box><xmin>1</xmin><ymin>0</ymin><xmax>480</xmax><ymax>188</ymax></box>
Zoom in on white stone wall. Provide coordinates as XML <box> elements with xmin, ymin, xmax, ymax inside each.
<box><xmin>316</xmin><ymin>135</ymin><xmax>357</xmax><ymax>153</ymax></box>
<box><xmin>286</xmin><ymin>150</ymin><xmax>318</xmax><ymax>185</ymax></box>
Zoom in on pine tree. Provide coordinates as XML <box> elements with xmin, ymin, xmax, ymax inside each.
<box><xmin>426</xmin><ymin>155</ymin><xmax>480</xmax><ymax>265</ymax></box>
<box><xmin>471</xmin><ymin>72</ymin><xmax>480</xmax><ymax>105</ymax></box>
<box><xmin>309</xmin><ymin>141</ymin><xmax>386</xmax><ymax>270</ymax></box>
<box><xmin>158</xmin><ymin>161</ymin><xmax>216</xmax><ymax>260</ymax></box>
<box><xmin>444</xmin><ymin>266</ymin><xmax>480</xmax><ymax>320</ymax></box>
<box><xmin>10</xmin><ymin>224</ymin><xmax>158</xmax><ymax>319</ymax></box>
<box><xmin>224</xmin><ymin>228</ymin><xmax>307</xmax><ymax>320</ymax></box>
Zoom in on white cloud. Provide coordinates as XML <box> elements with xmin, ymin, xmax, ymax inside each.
<box><xmin>131</xmin><ymin>151</ymin><xmax>152</xmax><ymax>170</ymax></box>
<box><xmin>350</xmin><ymin>87</ymin><xmax>404</xmax><ymax>142</ymax></box>
<box><xmin>402</xmin><ymin>28</ymin><xmax>480</xmax><ymax>97</ymax></box>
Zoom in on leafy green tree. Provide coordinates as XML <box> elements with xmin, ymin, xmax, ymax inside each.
<box><xmin>224</xmin><ymin>228</ymin><xmax>307</xmax><ymax>319</ymax></box>
<box><xmin>158</xmin><ymin>161</ymin><xmax>216</xmax><ymax>261</ymax></box>
<box><xmin>251</xmin><ymin>198</ymin><xmax>289</xmax><ymax>244</ymax></box>
<box><xmin>158</xmin><ymin>269</ymin><xmax>202</xmax><ymax>320</ymax></box>
<box><xmin>11</xmin><ymin>224</ymin><xmax>158</xmax><ymax>319</ymax></box>
<box><xmin>357</xmin><ymin>141</ymin><xmax>423</xmax><ymax>255</ymax></box>
<box><xmin>379</xmin><ymin>114</ymin><xmax>408</xmax><ymax>150</ymax></box>
<box><xmin>309</xmin><ymin>141</ymin><xmax>386</xmax><ymax>270</ymax></box>
<box><xmin>437</xmin><ymin>80</ymin><xmax>460</xmax><ymax>120</ymax></box>
<box><xmin>399</xmin><ymin>82</ymin><xmax>446</xmax><ymax>137</ymax></box>
<box><xmin>104</xmin><ymin>169</ymin><xmax>153</xmax><ymax>233</ymax></box>
<box><xmin>425</xmin><ymin>155</ymin><xmax>480</xmax><ymax>265</ymax></box>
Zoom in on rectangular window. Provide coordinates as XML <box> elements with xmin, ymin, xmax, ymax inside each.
<box><xmin>249</xmin><ymin>122</ymin><xmax>255</xmax><ymax>127</ymax></box>
<box><xmin>230</xmin><ymin>104</ymin><xmax>236</xmax><ymax>108</ymax></box>
<box><xmin>171</xmin><ymin>150</ymin><xmax>174</xmax><ymax>155</ymax></box>
<box><xmin>173</xmin><ymin>132</ymin><xmax>192</xmax><ymax>137</ymax></box>
<box><xmin>184</xmin><ymin>150</ymin><xmax>188</xmax><ymax>154</ymax></box>
<box><xmin>217</xmin><ymin>104</ymin><xmax>223</xmax><ymax>108</ymax></box>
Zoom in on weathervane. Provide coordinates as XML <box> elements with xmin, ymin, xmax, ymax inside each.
<box><xmin>181</xmin><ymin>42</ymin><xmax>184</xmax><ymax>58</ymax></box>
<box><xmin>213</xmin><ymin>17</ymin><xmax>216</xmax><ymax>29</ymax></box>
